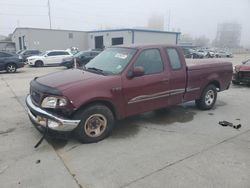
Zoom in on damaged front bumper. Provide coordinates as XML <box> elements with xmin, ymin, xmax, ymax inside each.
<box><xmin>26</xmin><ymin>95</ymin><xmax>80</xmax><ymax>132</ymax></box>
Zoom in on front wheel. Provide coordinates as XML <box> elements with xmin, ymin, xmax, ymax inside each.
<box><xmin>6</xmin><ymin>63</ymin><xmax>17</xmax><ymax>73</ymax></box>
<box><xmin>195</xmin><ymin>84</ymin><xmax>217</xmax><ymax>110</ymax></box>
<box><xmin>35</xmin><ymin>60</ymin><xmax>44</xmax><ymax>67</ymax></box>
<box><xmin>73</xmin><ymin>104</ymin><xmax>115</xmax><ymax>143</ymax></box>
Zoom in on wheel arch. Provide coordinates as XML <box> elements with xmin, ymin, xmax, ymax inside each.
<box><xmin>208</xmin><ymin>80</ymin><xmax>221</xmax><ymax>91</ymax></box>
<box><xmin>35</xmin><ymin>60</ymin><xmax>44</xmax><ymax>65</ymax></box>
<box><xmin>74</xmin><ymin>100</ymin><xmax>119</xmax><ymax>120</ymax></box>
<box><xmin>5</xmin><ymin>62</ymin><xmax>17</xmax><ymax>68</ymax></box>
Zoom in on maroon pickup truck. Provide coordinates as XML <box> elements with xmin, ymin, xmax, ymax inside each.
<box><xmin>26</xmin><ymin>45</ymin><xmax>232</xmax><ymax>143</ymax></box>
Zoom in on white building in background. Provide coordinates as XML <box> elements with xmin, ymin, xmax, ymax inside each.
<box><xmin>12</xmin><ymin>28</ymin><xmax>88</xmax><ymax>51</ymax></box>
<box><xmin>12</xmin><ymin>27</ymin><xmax>181</xmax><ymax>51</ymax></box>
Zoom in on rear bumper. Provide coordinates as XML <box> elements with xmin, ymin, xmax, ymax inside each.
<box><xmin>26</xmin><ymin>95</ymin><xmax>80</xmax><ymax>132</ymax></box>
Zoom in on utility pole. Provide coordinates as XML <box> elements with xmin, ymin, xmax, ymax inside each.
<box><xmin>48</xmin><ymin>0</ymin><xmax>52</xmax><ymax>29</ymax></box>
<box><xmin>168</xmin><ymin>9</ymin><xmax>171</xmax><ymax>31</ymax></box>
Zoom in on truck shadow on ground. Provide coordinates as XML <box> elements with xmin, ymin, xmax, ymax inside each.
<box><xmin>111</xmin><ymin>105</ymin><xmax>196</xmax><ymax>139</ymax></box>
<box><xmin>50</xmin><ymin>100</ymin><xmax>227</xmax><ymax>149</ymax></box>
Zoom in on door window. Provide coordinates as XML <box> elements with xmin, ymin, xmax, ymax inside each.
<box><xmin>134</xmin><ymin>49</ymin><xmax>164</xmax><ymax>75</ymax></box>
<box><xmin>47</xmin><ymin>51</ymin><xmax>69</xmax><ymax>56</ymax></box>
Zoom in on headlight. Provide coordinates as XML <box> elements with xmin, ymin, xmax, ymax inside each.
<box><xmin>41</xmin><ymin>96</ymin><xmax>68</xmax><ymax>108</ymax></box>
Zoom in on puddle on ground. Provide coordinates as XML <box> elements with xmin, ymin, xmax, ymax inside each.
<box><xmin>111</xmin><ymin>105</ymin><xmax>196</xmax><ymax>139</ymax></box>
<box><xmin>111</xmin><ymin>120</ymin><xmax>140</xmax><ymax>139</ymax></box>
<box><xmin>140</xmin><ymin>106</ymin><xmax>196</xmax><ymax>125</ymax></box>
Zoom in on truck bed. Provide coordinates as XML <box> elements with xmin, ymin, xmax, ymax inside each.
<box><xmin>184</xmin><ymin>59</ymin><xmax>232</xmax><ymax>102</ymax></box>
<box><xmin>186</xmin><ymin>59</ymin><xmax>232</xmax><ymax>70</ymax></box>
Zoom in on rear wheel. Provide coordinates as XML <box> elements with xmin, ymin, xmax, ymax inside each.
<box><xmin>6</xmin><ymin>63</ymin><xmax>17</xmax><ymax>73</ymax></box>
<box><xmin>73</xmin><ymin>104</ymin><xmax>115</xmax><ymax>143</ymax></box>
<box><xmin>35</xmin><ymin>60</ymin><xmax>44</xmax><ymax>67</ymax></box>
<box><xmin>195</xmin><ymin>84</ymin><xmax>217</xmax><ymax>110</ymax></box>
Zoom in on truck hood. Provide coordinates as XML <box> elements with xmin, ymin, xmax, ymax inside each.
<box><xmin>36</xmin><ymin>69</ymin><xmax>107</xmax><ymax>91</ymax></box>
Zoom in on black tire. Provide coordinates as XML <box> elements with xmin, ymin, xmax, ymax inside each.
<box><xmin>35</xmin><ymin>60</ymin><xmax>44</xmax><ymax>67</ymax></box>
<box><xmin>195</xmin><ymin>84</ymin><xmax>217</xmax><ymax>110</ymax></box>
<box><xmin>73</xmin><ymin>104</ymin><xmax>115</xmax><ymax>143</ymax></box>
<box><xmin>6</xmin><ymin>63</ymin><xmax>17</xmax><ymax>73</ymax></box>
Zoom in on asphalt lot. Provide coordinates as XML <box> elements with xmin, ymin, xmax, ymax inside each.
<box><xmin>0</xmin><ymin>55</ymin><xmax>250</xmax><ymax>188</ymax></box>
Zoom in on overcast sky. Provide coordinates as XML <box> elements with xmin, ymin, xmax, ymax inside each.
<box><xmin>0</xmin><ymin>0</ymin><xmax>249</xmax><ymax>46</ymax></box>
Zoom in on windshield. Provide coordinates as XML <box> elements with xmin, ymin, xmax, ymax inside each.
<box><xmin>85</xmin><ymin>48</ymin><xmax>137</xmax><ymax>75</ymax></box>
<box><xmin>40</xmin><ymin>51</ymin><xmax>47</xmax><ymax>56</ymax></box>
<box><xmin>74</xmin><ymin>51</ymin><xmax>87</xmax><ymax>58</ymax></box>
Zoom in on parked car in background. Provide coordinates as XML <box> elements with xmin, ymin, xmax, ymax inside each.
<box><xmin>232</xmin><ymin>59</ymin><xmax>250</xmax><ymax>85</ymax></box>
<box><xmin>27</xmin><ymin>50</ymin><xmax>72</xmax><ymax>67</ymax></box>
<box><xmin>215</xmin><ymin>51</ymin><xmax>233</xmax><ymax>58</ymax></box>
<box><xmin>197</xmin><ymin>50</ymin><xmax>208</xmax><ymax>57</ymax></box>
<box><xmin>60</xmin><ymin>50</ymin><xmax>100</xmax><ymax>68</ymax></box>
<box><xmin>20</xmin><ymin>49</ymin><xmax>41</xmax><ymax>61</ymax></box>
<box><xmin>0</xmin><ymin>51</ymin><xmax>24</xmax><ymax>73</ymax></box>
<box><xmin>181</xmin><ymin>48</ymin><xmax>194</xmax><ymax>58</ymax></box>
<box><xmin>192</xmin><ymin>50</ymin><xmax>205</xmax><ymax>59</ymax></box>
<box><xmin>206</xmin><ymin>50</ymin><xmax>215</xmax><ymax>58</ymax></box>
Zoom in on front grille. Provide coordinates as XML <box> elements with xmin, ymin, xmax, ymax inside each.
<box><xmin>239</xmin><ymin>72</ymin><xmax>250</xmax><ymax>80</ymax></box>
<box><xmin>30</xmin><ymin>88</ymin><xmax>42</xmax><ymax>105</ymax></box>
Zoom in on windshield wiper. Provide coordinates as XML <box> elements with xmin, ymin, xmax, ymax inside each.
<box><xmin>86</xmin><ymin>67</ymin><xmax>105</xmax><ymax>75</ymax></box>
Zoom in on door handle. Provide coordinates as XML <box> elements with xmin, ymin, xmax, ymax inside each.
<box><xmin>162</xmin><ymin>78</ymin><xmax>169</xmax><ymax>82</ymax></box>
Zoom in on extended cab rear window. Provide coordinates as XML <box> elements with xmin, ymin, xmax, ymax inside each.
<box><xmin>166</xmin><ymin>48</ymin><xmax>182</xmax><ymax>70</ymax></box>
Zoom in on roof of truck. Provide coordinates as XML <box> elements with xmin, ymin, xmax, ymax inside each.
<box><xmin>111</xmin><ymin>44</ymin><xmax>179</xmax><ymax>49</ymax></box>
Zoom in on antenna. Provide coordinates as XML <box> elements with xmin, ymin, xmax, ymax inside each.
<box><xmin>48</xmin><ymin>0</ymin><xmax>52</xmax><ymax>29</ymax></box>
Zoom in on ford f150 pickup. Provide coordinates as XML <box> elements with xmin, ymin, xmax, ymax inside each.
<box><xmin>26</xmin><ymin>45</ymin><xmax>233</xmax><ymax>143</ymax></box>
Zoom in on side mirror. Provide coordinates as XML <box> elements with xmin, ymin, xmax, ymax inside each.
<box><xmin>44</xmin><ymin>54</ymin><xmax>48</xmax><ymax>57</ymax></box>
<box><xmin>127</xmin><ymin>66</ymin><xmax>144</xmax><ymax>78</ymax></box>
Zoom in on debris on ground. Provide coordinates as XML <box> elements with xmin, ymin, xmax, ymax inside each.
<box><xmin>36</xmin><ymin>160</ymin><xmax>41</xmax><ymax>164</ymax></box>
<box><xmin>219</xmin><ymin>121</ymin><xmax>241</xmax><ymax>129</ymax></box>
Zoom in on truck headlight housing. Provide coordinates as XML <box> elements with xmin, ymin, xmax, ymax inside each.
<box><xmin>41</xmin><ymin>96</ymin><xmax>68</xmax><ymax>108</ymax></box>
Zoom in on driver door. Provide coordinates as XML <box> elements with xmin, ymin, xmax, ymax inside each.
<box><xmin>122</xmin><ymin>48</ymin><xmax>170</xmax><ymax>117</ymax></box>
